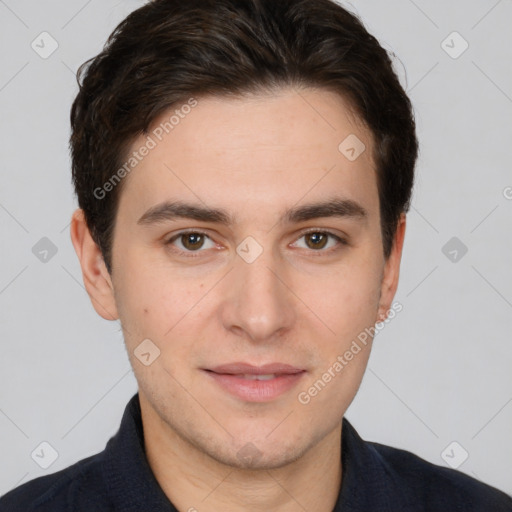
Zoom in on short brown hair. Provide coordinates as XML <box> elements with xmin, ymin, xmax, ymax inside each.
<box><xmin>70</xmin><ymin>0</ymin><xmax>418</xmax><ymax>273</ymax></box>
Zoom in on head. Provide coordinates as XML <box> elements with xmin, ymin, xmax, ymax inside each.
<box><xmin>70</xmin><ymin>0</ymin><xmax>417</xmax><ymax>470</ymax></box>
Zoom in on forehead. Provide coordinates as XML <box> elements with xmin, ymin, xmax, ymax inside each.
<box><xmin>116</xmin><ymin>87</ymin><xmax>379</xmax><ymax>223</ymax></box>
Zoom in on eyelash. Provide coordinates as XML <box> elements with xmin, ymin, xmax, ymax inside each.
<box><xmin>164</xmin><ymin>228</ymin><xmax>347</xmax><ymax>258</ymax></box>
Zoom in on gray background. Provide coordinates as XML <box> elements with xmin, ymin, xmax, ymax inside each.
<box><xmin>1</xmin><ymin>0</ymin><xmax>511</xmax><ymax>499</ymax></box>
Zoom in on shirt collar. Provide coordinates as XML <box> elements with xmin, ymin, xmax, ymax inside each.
<box><xmin>334</xmin><ymin>414</ymin><xmax>411</xmax><ymax>511</ymax></box>
<box><xmin>102</xmin><ymin>392</ymin><xmax>408</xmax><ymax>511</ymax></box>
<box><xmin>102</xmin><ymin>392</ymin><xmax>177</xmax><ymax>511</ymax></box>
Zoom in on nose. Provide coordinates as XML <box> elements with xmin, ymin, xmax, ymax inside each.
<box><xmin>220</xmin><ymin>242</ymin><xmax>296</xmax><ymax>343</ymax></box>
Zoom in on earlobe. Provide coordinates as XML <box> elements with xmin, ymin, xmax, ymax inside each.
<box><xmin>376</xmin><ymin>213</ymin><xmax>406</xmax><ymax>323</ymax></box>
<box><xmin>70</xmin><ymin>208</ymin><xmax>119</xmax><ymax>321</ymax></box>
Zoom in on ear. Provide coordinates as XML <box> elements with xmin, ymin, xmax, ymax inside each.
<box><xmin>70</xmin><ymin>208</ymin><xmax>119</xmax><ymax>321</ymax></box>
<box><xmin>376</xmin><ymin>212</ymin><xmax>406</xmax><ymax>323</ymax></box>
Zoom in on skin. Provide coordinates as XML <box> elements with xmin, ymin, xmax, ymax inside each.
<box><xmin>71</xmin><ymin>86</ymin><xmax>406</xmax><ymax>512</ymax></box>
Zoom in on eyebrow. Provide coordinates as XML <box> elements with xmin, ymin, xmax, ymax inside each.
<box><xmin>137</xmin><ymin>197</ymin><xmax>368</xmax><ymax>226</ymax></box>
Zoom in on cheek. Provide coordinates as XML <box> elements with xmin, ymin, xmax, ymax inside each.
<box><xmin>296</xmin><ymin>276</ymin><xmax>378</xmax><ymax>413</ymax></box>
<box><xmin>112</xmin><ymin>256</ymin><xmax>181</xmax><ymax>339</ymax></box>
<box><xmin>306</xmin><ymin>262</ymin><xmax>382</xmax><ymax>333</ymax></box>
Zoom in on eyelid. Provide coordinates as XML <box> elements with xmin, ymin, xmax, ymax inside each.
<box><xmin>298</xmin><ymin>227</ymin><xmax>347</xmax><ymax>240</ymax></box>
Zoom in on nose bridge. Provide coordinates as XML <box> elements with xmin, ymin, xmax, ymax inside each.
<box><xmin>222</xmin><ymin>237</ymin><xmax>295</xmax><ymax>341</ymax></box>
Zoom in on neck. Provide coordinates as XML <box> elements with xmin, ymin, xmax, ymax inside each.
<box><xmin>140</xmin><ymin>401</ymin><xmax>343</xmax><ymax>512</ymax></box>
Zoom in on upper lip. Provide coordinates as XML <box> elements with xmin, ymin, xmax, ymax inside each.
<box><xmin>206</xmin><ymin>362</ymin><xmax>305</xmax><ymax>375</ymax></box>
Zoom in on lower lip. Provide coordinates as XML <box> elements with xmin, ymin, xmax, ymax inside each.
<box><xmin>204</xmin><ymin>371</ymin><xmax>305</xmax><ymax>402</ymax></box>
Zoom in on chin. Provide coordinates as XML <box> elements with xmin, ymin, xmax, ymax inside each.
<box><xmin>215</xmin><ymin>445</ymin><xmax>306</xmax><ymax>471</ymax></box>
<box><xmin>204</xmin><ymin>432</ymin><xmax>309</xmax><ymax>471</ymax></box>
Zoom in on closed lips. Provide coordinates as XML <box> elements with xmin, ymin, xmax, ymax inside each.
<box><xmin>204</xmin><ymin>362</ymin><xmax>305</xmax><ymax>376</ymax></box>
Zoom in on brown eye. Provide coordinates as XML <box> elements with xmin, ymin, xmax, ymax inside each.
<box><xmin>292</xmin><ymin>230</ymin><xmax>346</xmax><ymax>253</ymax></box>
<box><xmin>166</xmin><ymin>231</ymin><xmax>216</xmax><ymax>254</ymax></box>
<box><xmin>180</xmin><ymin>233</ymin><xmax>205</xmax><ymax>251</ymax></box>
<box><xmin>304</xmin><ymin>232</ymin><xmax>329</xmax><ymax>250</ymax></box>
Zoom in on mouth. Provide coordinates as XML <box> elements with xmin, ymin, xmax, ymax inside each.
<box><xmin>202</xmin><ymin>362</ymin><xmax>306</xmax><ymax>402</ymax></box>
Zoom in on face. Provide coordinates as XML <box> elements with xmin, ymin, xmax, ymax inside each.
<box><xmin>72</xmin><ymin>86</ymin><xmax>405</xmax><ymax>470</ymax></box>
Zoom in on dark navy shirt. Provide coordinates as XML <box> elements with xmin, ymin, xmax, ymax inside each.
<box><xmin>1</xmin><ymin>392</ymin><xmax>511</xmax><ymax>511</ymax></box>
